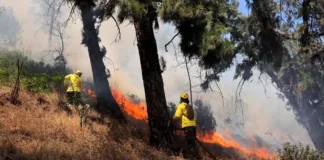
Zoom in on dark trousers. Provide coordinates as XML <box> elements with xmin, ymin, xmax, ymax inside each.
<box><xmin>66</xmin><ymin>92</ymin><xmax>81</xmax><ymax>106</ymax></box>
<box><xmin>184</xmin><ymin>126</ymin><xmax>200</xmax><ymax>159</ymax></box>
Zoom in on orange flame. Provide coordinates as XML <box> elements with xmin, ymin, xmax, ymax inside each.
<box><xmin>111</xmin><ymin>89</ymin><xmax>148</xmax><ymax>121</ymax></box>
<box><xmin>197</xmin><ymin>130</ymin><xmax>273</xmax><ymax>159</ymax></box>
<box><xmin>83</xmin><ymin>88</ymin><xmax>275</xmax><ymax>159</ymax></box>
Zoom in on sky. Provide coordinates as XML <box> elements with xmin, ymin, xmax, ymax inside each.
<box><xmin>0</xmin><ymin>0</ymin><xmax>314</xmax><ymax>149</ymax></box>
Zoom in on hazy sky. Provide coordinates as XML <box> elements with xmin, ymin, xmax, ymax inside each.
<box><xmin>0</xmin><ymin>0</ymin><xmax>314</xmax><ymax>148</ymax></box>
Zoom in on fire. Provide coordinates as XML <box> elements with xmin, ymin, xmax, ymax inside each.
<box><xmin>83</xmin><ymin>87</ymin><xmax>275</xmax><ymax>159</ymax></box>
<box><xmin>82</xmin><ymin>88</ymin><xmax>96</xmax><ymax>99</ymax></box>
<box><xmin>197</xmin><ymin>131</ymin><xmax>273</xmax><ymax>159</ymax></box>
<box><xmin>111</xmin><ymin>89</ymin><xmax>148</xmax><ymax>121</ymax></box>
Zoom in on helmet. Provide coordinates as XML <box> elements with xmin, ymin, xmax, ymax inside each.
<box><xmin>180</xmin><ymin>93</ymin><xmax>189</xmax><ymax>99</ymax></box>
<box><xmin>75</xmin><ymin>70</ymin><xmax>82</xmax><ymax>76</ymax></box>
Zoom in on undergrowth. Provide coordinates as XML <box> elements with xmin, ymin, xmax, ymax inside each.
<box><xmin>0</xmin><ymin>49</ymin><xmax>70</xmax><ymax>93</ymax></box>
<box><xmin>0</xmin><ymin>87</ymin><xmax>181</xmax><ymax>160</ymax></box>
<box><xmin>278</xmin><ymin>142</ymin><xmax>324</xmax><ymax>160</ymax></box>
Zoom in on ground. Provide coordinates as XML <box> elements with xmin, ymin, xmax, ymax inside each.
<box><xmin>0</xmin><ymin>87</ymin><xmax>185</xmax><ymax>160</ymax></box>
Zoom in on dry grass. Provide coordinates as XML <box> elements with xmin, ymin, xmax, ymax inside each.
<box><xmin>0</xmin><ymin>87</ymin><xmax>183</xmax><ymax>160</ymax></box>
<box><xmin>0</xmin><ymin>87</ymin><xmax>281</xmax><ymax>160</ymax></box>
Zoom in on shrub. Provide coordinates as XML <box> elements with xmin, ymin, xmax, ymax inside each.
<box><xmin>0</xmin><ymin>49</ymin><xmax>70</xmax><ymax>93</ymax></box>
<box><xmin>278</xmin><ymin>142</ymin><xmax>324</xmax><ymax>160</ymax></box>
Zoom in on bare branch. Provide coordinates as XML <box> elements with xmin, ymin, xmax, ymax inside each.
<box><xmin>110</xmin><ymin>15</ymin><xmax>122</xmax><ymax>45</ymax></box>
<box><xmin>63</xmin><ymin>3</ymin><xmax>77</xmax><ymax>27</ymax></box>
<box><xmin>258</xmin><ymin>73</ymin><xmax>270</xmax><ymax>98</ymax></box>
<box><xmin>165</xmin><ymin>32</ymin><xmax>180</xmax><ymax>52</ymax></box>
<box><xmin>215</xmin><ymin>81</ymin><xmax>224</xmax><ymax>107</ymax></box>
<box><xmin>103</xmin><ymin>55</ymin><xmax>119</xmax><ymax>72</ymax></box>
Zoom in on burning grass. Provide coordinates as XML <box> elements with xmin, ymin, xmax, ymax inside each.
<box><xmin>110</xmin><ymin>88</ymin><xmax>277</xmax><ymax>160</ymax></box>
<box><xmin>0</xmin><ymin>86</ymin><xmax>280</xmax><ymax>160</ymax></box>
<box><xmin>0</xmin><ymin>87</ymin><xmax>182</xmax><ymax>160</ymax></box>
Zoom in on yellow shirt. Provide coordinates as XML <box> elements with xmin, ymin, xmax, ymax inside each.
<box><xmin>173</xmin><ymin>102</ymin><xmax>196</xmax><ymax>128</ymax></box>
<box><xmin>64</xmin><ymin>74</ymin><xmax>82</xmax><ymax>92</ymax></box>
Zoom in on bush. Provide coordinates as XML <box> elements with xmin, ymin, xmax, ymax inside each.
<box><xmin>0</xmin><ymin>49</ymin><xmax>70</xmax><ymax>93</ymax></box>
<box><xmin>194</xmin><ymin>99</ymin><xmax>217</xmax><ymax>133</ymax></box>
<box><xmin>278</xmin><ymin>142</ymin><xmax>324</xmax><ymax>160</ymax></box>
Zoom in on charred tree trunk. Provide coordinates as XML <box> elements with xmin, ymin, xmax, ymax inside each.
<box><xmin>80</xmin><ymin>6</ymin><xmax>124</xmax><ymax>120</ymax></box>
<box><xmin>133</xmin><ymin>6</ymin><xmax>173</xmax><ymax>148</ymax></box>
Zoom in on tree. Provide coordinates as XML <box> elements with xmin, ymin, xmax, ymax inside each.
<box><xmin>115</xmin><ymin>0</ymin><xmax>173</xmax><ymax>148</ymax></box>
<box><xmin>0</xmin><ymin>7</ymin><xmax>21</xmax><ymax>48</ymax></box>
<box><xmin>34</xmin><ymin>0</ymin><xmax>65</xmax><ymax>49</ymax></box>
<box><xmin>231</xmin><ymin>0</ymin><xmax>324</xmax><ymax>150</ymax></box>
<box><xmin>65</xmin><ymin>0</ymin><xmax>124</xmax><ymax>120</ymax></box>
<box><xmin>182</xmin><ymin>0</ymin><xmax>324</xmax><ymax>150</ymax></box>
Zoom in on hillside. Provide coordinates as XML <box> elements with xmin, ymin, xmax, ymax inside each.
<box><xmin>0</xmin><ymin>87</ymin><xmax>181</xmax><ymax>160</ymax></box>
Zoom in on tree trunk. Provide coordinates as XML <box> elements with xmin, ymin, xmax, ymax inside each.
<box><xmin>267</xmin><ymin>70</ymin><xmax>324</xmax><ymax>150</ymax></box>
<box><xmin>80</xmin><ymin>6</ymin><xmax>124</xmax><ymax>120</ymax></box>
<box><xmin>184</xmin><ymin>56</ymin><xmax>193</xmax><ymax>104</ymax></box>
<box><xmin>133</xmin><ymin>7</ymin><xmax>173</xmax><ymax>148</ymax></box>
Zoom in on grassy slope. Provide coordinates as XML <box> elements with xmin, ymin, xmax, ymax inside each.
<box><xmin>0</xmin><ymin>87</ymin><xmax>183</xmax><ymax>160</ymax></box>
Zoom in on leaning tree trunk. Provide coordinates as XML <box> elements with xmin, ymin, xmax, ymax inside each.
<box><xmin>80</xmin><ymin>6</ymin><xmax>124</xmax><ymax>120</ymax></box>
<box><xmin>133</xmin><ymin>7</ymin><xmax>173</xmax><ymax>148</ymax></box>
<box><xmin>267</xmin><ymin>70</ymin><xmax>324</xmax><ymax>150</ymax></box>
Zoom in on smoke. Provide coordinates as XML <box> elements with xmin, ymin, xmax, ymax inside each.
<box><xmin>0</xmin><ymin>0</ymin><xmax>314</xmax><ymax>150</ymax></box>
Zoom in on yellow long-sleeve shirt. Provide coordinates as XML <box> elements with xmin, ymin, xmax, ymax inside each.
<box><xmin>64</xmin><ymin>74</ymin><xmax>82</xmax><ymax>92</ymax></box>
<box><xmin>173</xmin><ymin>102</ymin><xmax>196</xmax><ymax>128</ymax></box>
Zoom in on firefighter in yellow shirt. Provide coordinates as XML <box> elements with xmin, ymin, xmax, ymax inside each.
<box><xmin>173</xmin><ymin>93</ymin><xmax>200</xmax><ymax>159</ymax></box>
<box><xmin>64</xmin><ymin>70</ymin><xmax>82</xmax><ymax>110</ymax></box>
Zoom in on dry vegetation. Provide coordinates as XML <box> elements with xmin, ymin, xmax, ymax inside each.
<box><xmin>1</xmin><ymin>85</ymin><xmax>316</xmax><ymax>160</ymax></box>
<box><xmin>0</xmin><ymin>87</ymin><xmax>183</xmax><ymax>160</ymax></box>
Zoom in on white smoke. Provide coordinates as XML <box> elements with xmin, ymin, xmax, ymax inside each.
<box><xmin>0</xmin><ymin>0</ymin><xmax>314</xmax><ymax>150</ymax></box>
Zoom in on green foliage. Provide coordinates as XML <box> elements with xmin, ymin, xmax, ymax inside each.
<box><xmin>278</xmin><ymin>142</ymin><xmax>324</xmax><ymax>160</ymax></box>
<box><xmin>167</xmin><ymin>102</ymin><xmax>176</xmax><ymax>117</ymax></box>
<box><xmin>0</xmin><ymin>50</ymin><xmax>70</xmax><ymax>93</ymax></box>
<box><xmin>194</xmin><ymin>99</ymin><xmax>217</xmax><ymax>133</ymax></box>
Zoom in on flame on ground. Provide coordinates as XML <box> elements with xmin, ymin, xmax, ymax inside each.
<box><xmin>111</xmin><ymin>89</ymin><xmax>148</xmax><ymax>121</ymax></box>
<box><xmin>197</xmin><ymin>131</ymin><xmax>272</xmax><ymax>159</ymax></box>
<box><xmin>84</xmin><ymin>88</ymin><xmax>275</xmax><ymax>159</ymax></box>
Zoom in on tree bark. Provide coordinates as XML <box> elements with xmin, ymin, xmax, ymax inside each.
<box><xmin>133</xmin><ymin>6</ymin><xmax>173</xmax><ymax>148</ymax></box>
<box><xmin>80</xmin><ymin>6</ymin><xmax>124</xmax><ymax>120</ymax></box>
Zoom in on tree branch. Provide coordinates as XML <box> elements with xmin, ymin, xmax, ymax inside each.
<box><xmin>110</xmin><ymin>15</ymin><xmax>122</xmax><ymax>44</ymax></box>
<box><xmin>165</xmin><ymin>32</ymin><xmax>180</xmax><ymax>52</ymax></box>
<box><xmin>215</xmin><ymin>81</ymin><xmax>224</xmax><ymax>107</ymax></box>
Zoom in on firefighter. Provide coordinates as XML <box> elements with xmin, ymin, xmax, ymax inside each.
<box><xmin>64</xmin><ymin>70</ymin><xmax>83</xmax><ymax>111</ymax></box>
<box><xmin>172</xmin><ymin>93</ymin><xmax>200</xmax><ymax>159</ymax></box>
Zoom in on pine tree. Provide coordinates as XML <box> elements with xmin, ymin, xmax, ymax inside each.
<box><xmin>115</xmin><ymin>0</ymin><xmax>173</xmax><ymax>148</ymax></box>
<box><xmin>65</xmin><ymin>0</ymin><xmax>125</xmax><ymax>120</ymax></box>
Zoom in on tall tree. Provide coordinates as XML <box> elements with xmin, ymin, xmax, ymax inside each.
<box><xmin>183</xmin><ymin>0</ymin><xmax>324</xmax><ymax>150</ymax></box>
<box><xmin>232</xmin><ymin>0</ymin><xmax>324</xmax><ymax>150</ymax></box>
<box><xmin>115</xmin><ymin>0</ymin><xmax>173</xmax><ymax>148</ymax></box>
<box><xmin>65</xmin><ymin>0</ymin><xmax>124</xmax><ymax>119</ymax></box>
<box><xmin>0</xmin><ymin>7</ymin><xmax>21</xmax><ymax>48</ymax></box>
